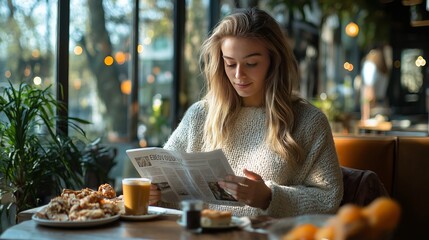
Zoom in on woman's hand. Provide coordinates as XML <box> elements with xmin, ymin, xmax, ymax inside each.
<box><xmin>149</xmin><ymin>184</ymin><xmax>161</xmax><ymax>206</ymax></box>
<box><xmin>218</xmin><ymin>168</ymin><xmax>272</xmax><ymax>209</ymax></box>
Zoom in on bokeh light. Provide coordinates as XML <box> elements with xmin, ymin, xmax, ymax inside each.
<box><xmin>415</xmin><ymin>56</ymin><xmax>426</xmax><ymax>67</ymax></box>
<box><xmin>115</xmin><ymin>51</ymin><xmax>126</xmax><ymax>65</ymax></box>
<box><xmin>121</xmin><ymin>79</ymin><xmax>132</xmax><ymax>95</ymax></box>
<box><xmin>31</xmin><ymin>49</ymin><xmax>40</xmax><ymax>58</ymax></box>
<box><xmin>147</xmin><ymin>74</ymin><xmax>155</xmax><ymax>84</ymax></box>
<box><xmin>343</xmin><ymin>61</ymin><xmax>354</xmax><ymax>71</ymax></box>
<box><xmin>345</xmin><ymin>22</ymin><xmax>359</xmax><ymax>37</ymax></box>
<box><xmin>24</xmin><ymin>66</ymin><xmax>31</xmax><ymax>77</ymax></box>
<box><xmin>74</xmin><ymin>46</ymin><xmax>83</xmax><ymax>55</ymax></box>
<box><xmin>104</xmin><ymin>56</ymin><xmax>114</xmax><ymax>66</ymax></box>
<box><xmin>33</xmin><ymin>76</ymin><xmax>42</xmax><ymax>85</ymax></box>
<box><xmin>137</xmin><ymin>44</ymin><xmax>144</xmax><ymax>53</ymax></box>
<box><xmin>5</xmin><ymin>70</ymin><xmax>11</xmax><ymax>78</ymax></box>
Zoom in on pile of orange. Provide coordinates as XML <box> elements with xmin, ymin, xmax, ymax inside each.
<box><xmin>282</xmin><ymin>197</ymin><xmax>401</xmax><ymax>240</ymax></box>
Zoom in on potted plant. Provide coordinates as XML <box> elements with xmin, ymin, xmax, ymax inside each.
<box><xmin>0</xmin><ymin>81</ymin><xmax>90</xmax><ymax>229</ymax></box>
<box><xmin>81</xmin><ymin>137</ymin><xmax>117</xmax><ymax>190</ymax></box>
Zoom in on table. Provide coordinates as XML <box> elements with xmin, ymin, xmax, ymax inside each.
<box><xmin>1</xmin><ymin>207</ymin><xmax>268</xmax><ymax>240</ymax></box>
<box><xmin>358</xmin><ymin>120</ymin><xmax>392</xmax><ymax>134</ymax></box>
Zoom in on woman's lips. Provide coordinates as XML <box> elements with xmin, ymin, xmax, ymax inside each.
<box><xmin>234</xmin><ymin>82</ymin><xmax>252</xmax><ymax>88</ymax></box>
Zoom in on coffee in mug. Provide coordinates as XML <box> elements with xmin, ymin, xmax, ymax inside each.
<box><xmin>122</xmin><ymin>178</ymin><xmax>151</xmax><ymax>215</ymax></box>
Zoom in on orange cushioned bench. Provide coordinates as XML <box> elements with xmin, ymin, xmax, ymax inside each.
<box><xmin>333</xmin><ymin>135</ymin><xmax>396</xmax><ymax>195</ymax></box>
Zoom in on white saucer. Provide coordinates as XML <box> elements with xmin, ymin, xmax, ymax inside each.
<box><xmin>120</xmin><ymin>206</ymin><xmax>167</xmax><ymax>220</ymax></box>
<box><xmin>177</xmin><ymin>216</ymin><xmax>250</xmax><ymax>230</ymax></box>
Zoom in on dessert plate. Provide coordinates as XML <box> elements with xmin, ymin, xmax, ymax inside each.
<box><xmin>120</xmin><ymin>206</ymin><xmax>167</xmax><ymax>221</ymax></box>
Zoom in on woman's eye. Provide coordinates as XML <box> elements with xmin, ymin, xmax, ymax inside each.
<box><xmin>225</xmin><ymin>62</ymin><xmax>256</xmax><ymax>68</ymax></box>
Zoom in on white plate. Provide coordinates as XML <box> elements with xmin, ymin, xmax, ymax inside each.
<box><xmin>32</xmin><ymin>213</ymin><xmax>120</xmax><ymax>228</ymax></box>
<box><xmin>120</xmin><ymin>206</ymin><xmax>167</xmax><ymax>220</ymax></box>
<box><xmin>177</xmin><ymin>216</ymin><xmax>250</xmax><ymax>230</ymax></box>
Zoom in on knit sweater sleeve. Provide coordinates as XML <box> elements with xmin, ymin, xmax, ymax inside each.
<box><xmin>262</xmin><ymin>106</ymin><xmax>344</xmax><ymax>217</ymax></box>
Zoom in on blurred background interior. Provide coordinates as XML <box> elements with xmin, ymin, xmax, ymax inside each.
<box><xmin>1</xmin><ymin>0</ymin><xmax>428</xmax><ymax>185</ymax></box>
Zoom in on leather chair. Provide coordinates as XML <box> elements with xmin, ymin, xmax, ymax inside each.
<box><xmin>333</xmin><ymin>135</ymin><xmax>397</xmax><ymax>195</ymax></box>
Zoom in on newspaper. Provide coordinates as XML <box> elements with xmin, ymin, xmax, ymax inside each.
<box><xmin>126</xmin><ymin>147</ymin><xmax>243</xmax><ymax>206</ymax></box>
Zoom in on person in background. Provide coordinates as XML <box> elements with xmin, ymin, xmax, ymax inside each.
<box><xmin>360</xmin><ymin>47</ymin><xmax>390</xmax><ymax>121</ymax></box>
<box><xmin>149</xmin><ymin>7</ymin><xmax>343</xmax><ymax>218</ymax></box>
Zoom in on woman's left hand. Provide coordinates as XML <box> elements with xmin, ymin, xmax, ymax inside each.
<box><xmin>218</xmin><ymin>168</ymin><xmax>272</xmax><ymax>209</ymax></box>
<box><xmin>149</xmin><ymin>184</ymin><xmax>161</xmax><ymax>206</ymax></box>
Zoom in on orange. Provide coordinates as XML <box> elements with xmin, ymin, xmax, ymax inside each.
<box><xmin>335</xmin><ymin>204</ymin><xmax>370</xmax><ymax>238</ymax></box>
<box><xmin>282</xmin><ymin>223</ymin><xmax>319</xmax><ymax>240</ymax></box>
<box><xmin>336</xmin><ymin>204</ymin><xmax>365</xmax><ymax>224</ymax></box>
<box><xmin>314</xmin><ymin>224</ymin><xmax>335</xmax><ymax>240</ymax></box>
<box><xmin>362</xmin><ymin>197</ymin><xmax>401</xmax><ymax>231</ymax></box>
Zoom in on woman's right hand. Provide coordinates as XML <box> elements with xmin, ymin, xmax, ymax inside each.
<box><xmin>149</xmin><ymin>184</ymin><xmax>161</xmax><ymax>205</ymax></box>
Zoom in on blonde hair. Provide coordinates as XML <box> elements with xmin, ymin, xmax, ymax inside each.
<box><xmin>199</xmin><ymin>8</ymin><xmax>303</xmax><ymax>163</ymax></box>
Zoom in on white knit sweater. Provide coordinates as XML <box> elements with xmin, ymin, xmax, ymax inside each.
<box><xmin>163</xmin><ymin>100</ymin><xmax>343</xmax><ymax>218</ymax></box>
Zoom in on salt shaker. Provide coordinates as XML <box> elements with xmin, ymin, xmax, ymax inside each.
<box><xmin>180</xmin><ymin>199</ymin><xmax>203</xmax><ymax>232</ymax></box>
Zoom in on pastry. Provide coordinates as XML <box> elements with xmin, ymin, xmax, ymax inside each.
<box><xmin>200</xmin><ymin>209</ymin><xmax>232</xmax><ymax>227</ymax></box>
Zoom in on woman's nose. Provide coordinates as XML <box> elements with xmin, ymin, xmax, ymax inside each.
<box><xmin>235</xmin><ymin>65</ymin><xmax>246</xmax><ymax>79</ymax></box>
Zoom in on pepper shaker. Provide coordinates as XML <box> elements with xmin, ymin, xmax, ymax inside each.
<box><xmin>180</xmin><ymin>199</ymin><xmax>203</xmax><ymax>232</ymax></box>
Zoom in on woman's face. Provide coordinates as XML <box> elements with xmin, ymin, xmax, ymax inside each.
<box><xmin>221</xmin><ymin>37</ymin><xmax>270</xmax><ymax>107</ymax></box>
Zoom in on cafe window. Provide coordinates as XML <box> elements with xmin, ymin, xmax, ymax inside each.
<box><xmin>136</xmin><ymin>0</ymin><xmax>175</xmax><ymax>147</ymax></box>
<box><xmin>0</xmin><ymin>1</ymin><xmax>57</xmax><ymax>93</ymax></box>
<box><xmin>182</xmin><ymin>0</ymin><xmax>210</xmax><ymax>117</ymax></box>
<box><xmin>67</xmin><ymin>0</ymin><xmax>211</xmax><ymax>149</ymax></box>
<box><xmin>1</xmin><ymin>0</ymin><xmax>211</xmax><ymax>178</ymax></box>
<box><xmin>69</xmin><ymin>0</ymin><xmax>133</xmax><ymax>142</ymax></box>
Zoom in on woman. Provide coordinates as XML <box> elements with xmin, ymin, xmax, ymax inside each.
<box><xmin>150</xmin><ymin>8</ymin><xmax>343</xmax><ymax>218</ymax></box>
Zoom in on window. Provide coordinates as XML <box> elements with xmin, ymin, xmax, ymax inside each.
<box><xmin>69</xmin><ymin>0</ymin><xmax>133</xmax><ymax>141</ymax></box>
<box><xmin>136</xmin><ymin>0</ymin><xmax>175</xmax><ymax>147</ymax></box>
<box><xmin>0</xmin><ymin>1</ymin><xmax>57</xmax><ymax>92</ymax></box>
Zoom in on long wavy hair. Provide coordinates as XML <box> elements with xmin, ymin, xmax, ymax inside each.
<box><xmin>199</xmin><ymin>8</ymin><xmax>303</xmax><ymax>163</ymax></box>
